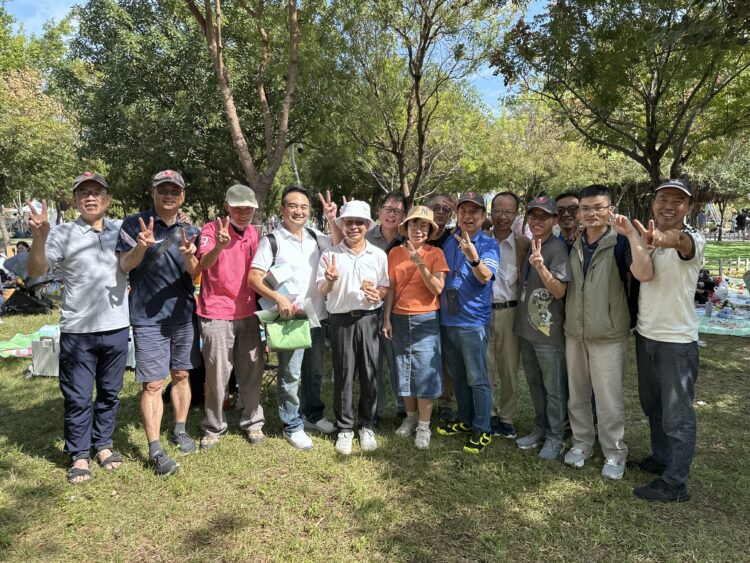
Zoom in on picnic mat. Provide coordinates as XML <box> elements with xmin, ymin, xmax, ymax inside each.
<box><xmin>0</xmin><ymin>332</ymin><xmax>41</xmax><ymax>357</ymax></box>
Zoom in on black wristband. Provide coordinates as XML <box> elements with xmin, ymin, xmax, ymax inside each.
<box><xmin>469</xmin><ymin>258</ymin><xmax>481</xmax><ymax>267</ymax></box>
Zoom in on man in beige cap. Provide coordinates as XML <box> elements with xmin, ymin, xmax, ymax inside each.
<box><xmin>196</xmin><ymin>184</ymin><xmax>266</xmax><ymax>449</ymax></box>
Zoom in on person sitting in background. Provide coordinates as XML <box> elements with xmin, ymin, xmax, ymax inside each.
<box><xmin>16</xmin><ymin>241</ymin><xmax>30</xmax><ymax>253</ymax></box>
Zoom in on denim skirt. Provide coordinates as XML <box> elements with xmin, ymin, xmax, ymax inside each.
<box><xmin>392</xmin><ymin>311</ymin><xmax>443</xmax><ymax>399</ymax></box>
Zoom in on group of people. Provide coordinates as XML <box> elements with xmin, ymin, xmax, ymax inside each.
<box><xmin>25</xmin><ymin>171</ymin><xmax>703</xmax><ymax>505</ymax></box>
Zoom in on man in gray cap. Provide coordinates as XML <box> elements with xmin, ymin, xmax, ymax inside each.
<box><xmin>117</xmin><ymin>169</ymin><xmax>201</xmax><ymax>476</ymax></box>
<box><xmin>26</xmin><ymin>172</ymin><xmax>130</xmax><ymax>484</ymax></box>
<box><xmin>196</xmin><ymin>184</ymin><xmax>267</xmax><ymax>449</ymax></box>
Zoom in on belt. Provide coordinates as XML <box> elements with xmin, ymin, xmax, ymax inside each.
<box><xmin>330</xmin><ymin>308</ymin><xmax>382</xmax><ymax>318</ymax></box>
<box><xmin>492</xmin><ymin>301</ymin><xmax>517</xmax><ymax>310</ymax></box>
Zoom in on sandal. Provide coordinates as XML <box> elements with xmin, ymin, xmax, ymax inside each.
<box><xmin>67</xmin><ymin>465</ymin><xmax>92</xmax><ymax>485</ymax></box>
<box><xmin>95</xmin><ymin>449</ymin><xmax>124</xmax><ymax>472</ymax></box>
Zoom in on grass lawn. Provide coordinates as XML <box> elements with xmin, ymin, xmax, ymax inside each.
<box><xmin>1</xmin><ymin>312</ymin><xmax>749</xmax><ymax>561</ymax></box>
<box><xmin>704</xmin><ymin>241</ymin><xmax>750</xmax><ymax>261</ymax></box>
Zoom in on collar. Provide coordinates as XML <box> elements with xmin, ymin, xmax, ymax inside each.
<box><xmin>147</xmin><ymin>207</ymin><xmax>182</xmax><ymax>228</ymax></box>
<box><xmin>340</xmin><ymin>239</ymin><xmax>373</xmax><ymax>255</ymax></box>
<box><xmin>276</xmin><ymin>224</ymin><xmax>314</xmax><ymax>241</ymax></box>
<box><xmin>75</xmin><ymin>215</ymin><xmax>111</xmax><ymax>234</ymax></box>
<box><xmin>454</xmin><ymin>228</ymin><xmax>483</xmax><ymax>244</ymax></box>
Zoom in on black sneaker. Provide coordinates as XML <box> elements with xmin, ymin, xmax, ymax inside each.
<box><xmin>436</xmin><ymin>420</ymin><xmax>472</xmax><ymax>436</ymax></box>
<box><xmin>149</xmin><ymin>451</ymin><xmax>180</xmax><ymax>477</ymax></box>
<box><xmin>437</xmin><ymin>407</ymin><xmax>453</xmax><ymax>423</ymax></box>
<box><xmin>464</xmin><ymin>430</ymin><xmax>492</xmax><ymax>454</ymax></box>
<box><xmin>627</xmin><ymin>455</ymin><xmax>667</xmax><ymax>475</ymax></box>
<box><xmin>490</xmin><ymin>416</ymin><xmax>517</xmax><ymax>438</ymax></box>
<box><xmin>634</xmin><ymin>478</ymin><xmax>691</xmax><ymax>503</ymax></box>
<box><xmin>169</xmin><ymin>430</ymin><xmax>197</xmax><ymax>454</ymax></box>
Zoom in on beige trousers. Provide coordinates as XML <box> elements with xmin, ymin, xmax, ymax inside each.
<box><xmin>565</xmin><ymin>337</ymin><xmax>628</xmax><ymax>461</ymax></box>
<box><xmin>487</xmin><ymin>307</ymin><xmax>520</xmax><ymax>424</ymax></box>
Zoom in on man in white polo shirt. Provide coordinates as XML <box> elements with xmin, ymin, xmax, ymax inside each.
<box><xmin>250</xmin><ymin>185</ymin><xmax>337</xmax><ymax>449</ymax></box>
<box><xmin>631</xmin><ymin>178</ymin><xmax>705</xmax><ymax>503</ymax></box>
<box><xmin>317</xmin><ymin>200</ymin><xmax>389</xmax><ymax>455</ymax></box>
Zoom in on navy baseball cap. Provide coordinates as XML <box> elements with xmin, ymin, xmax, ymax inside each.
<box><xmin>73</xmin><ymin>172</ymin><xmax>109</xmax><ymax>193</ymax></box>
<box><xmin>655</xmin><ymin>179</ymin><xmax>693</xmax><ymax>197</ymax></box>
<box><xmin>526</xmin><ymin>196</ymin><xmax>557</xmax><ymax>216</ymax></box>
<box><xmin>152</xmin><ymin>169</ymin><xmax>186</xmax><ymax>190</ymax></box>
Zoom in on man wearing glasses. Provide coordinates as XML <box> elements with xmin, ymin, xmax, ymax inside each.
<box><xmin>555</xmin><ymin>192</ymin><xmax>581</xmax><ymax>251</ymax></box>
<box><xmin>118</xmin><ymin>170</ymin><xmax>201</xmax><ymax>476</ymax></box>
<box><xmin>366</xmin><ymin>192</ymin><xmax>407</xmax><ymax>423</ymax></box>
<box><xmin>487</xmin><ymin>192</ymin><xmax>529</xmax><ymax>440</ymax></box>
<box><xmin>26</xmin><ymin>173</ymin><xmax>130</xmax><ymax>484</ymax></box>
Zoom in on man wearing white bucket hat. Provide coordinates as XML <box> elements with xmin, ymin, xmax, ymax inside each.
<box><xmin>317</xmin><ymin>200</ymin><xmax>389</xmax><ymax>455</ymax></box>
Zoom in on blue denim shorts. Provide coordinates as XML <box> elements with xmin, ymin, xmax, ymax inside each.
<box><xmin>392</xmin><ymin>311</ymin><xmax>443</xmax><ymax>399</ymax></box>
<box><xmin>133</xmin><ymin>321</ymin><xmax>201</xmax><ymax>382</ymax></box>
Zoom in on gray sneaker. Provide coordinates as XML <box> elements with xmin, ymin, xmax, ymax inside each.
<box><xmin>538</xmin><ymin>437</ymin><xmax>563</xmax><ymax>461</ymax></box>
<box><xmin>169</xmin><ymin>430</ymin><xmax>197</xmax><ymax>454</ymax></box>
<box><xmin>602</xmin><ymin>457</ymin><xmax>626</xmax><ymax>480</ymax></box>
<box><xmin>303</xmin><ymin>416</ymin><xmax>336</xmax><ymax>434</ymax></box>
<box><xmin>564</xmin><ymin>447</ymin><xmax>592</xmax><ymax>468</ymax></box>
<box><xmin>516</xmin><ymin>429</ymin><xmax>545</xmax><ymax>450</ymax></box>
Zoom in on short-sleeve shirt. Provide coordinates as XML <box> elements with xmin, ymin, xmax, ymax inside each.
<box><xmin>365</xmin><ymin>226</ymin><xmax>404</xmax><ymax>254</ymax></box>
<box><xmin>316</xmin><ymin>241</ymin><xmax>389</xmax><ymax>314</ymax></box>
<box><xmin>637</xmin><ymin>226</ymin><xmax>705</xmax><ymax>343</ymax></box>
<box><xmin>196</xmin><ymin>220</ymin><xmax>259</xmax><ymax>320</ymax></box>
<box><xmin>46</xmin><ymin>217</ymin><xmax>129</xmax><ymax>334</ymax></box>
<box><xmin>116</xmin><ymin>208</ymin><xmax>199</xmax><ymax>326</ymax></box>
<box><xmin>515</xmin><ymin>234</ymin><xmax>571</xmax><ymax>345</ymax></box>
<box><xmin>251</xmin><ymin>225</ymin><xmax>331</xmax><ymax>321</ymax></box>
<box><xmin>388</xmin><ymin>244</ymin><xmax>449</xmax><ymax>315</ymax></box>
<box><xmin>439</xmin><ymin>229</ymin><xmax>500</xmax><ymax>328</ymax></box>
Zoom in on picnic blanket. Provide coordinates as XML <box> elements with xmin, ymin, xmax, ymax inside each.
<box><xmin>0</xmin><ymin>332</ymin><xmax>41</xmax><ymax>357</ymax></box>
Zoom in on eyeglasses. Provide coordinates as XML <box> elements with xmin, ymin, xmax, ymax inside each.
<box><xmin>579</xmin><ymin>206</ymin><xmax>612</xmax><ymax>215</ymax></box>
<box><xmin>556</xmin><ymin>205</ymin><xmax>579</xmax><ymax>216</ymax></box>
<box><xmin>155</xmin><ymin>187</ymin><xmax>183</xmax><ymax>197</ymax></box>
<box><xmin>407</xmin><ymin>222</ymin><xmax>431</xmax><ymax>232</ymax></box>
<box><xmin>430</xmin><ymin>205</ymin><xmax>452</xmax><ymax>214</ymax></box>
<box><xmin>491</xmin><ymin>210</ymin><xmax>516</xmax><ymax>218</ymax></box>
<box><xmin>342</xmin><ymin>219</ymin><xmax>367</xmax><ymax>227</ymax></box>
<box><xmin>381</xmin><ymin>206</ymin><xmax>405</xmax><ymax>216</ymax></box>
<box><xmin>76</xmin><ymin>190</ymin><xmax>107</xmax><ymax>200</ymax></box>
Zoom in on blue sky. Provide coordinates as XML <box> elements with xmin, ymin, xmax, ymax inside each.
<box><xmin>6</xmin><ymin>0</ymin><xmax>508</xmax><ymax>110</ymax></box>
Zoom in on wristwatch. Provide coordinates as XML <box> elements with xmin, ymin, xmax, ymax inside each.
<box><xmin>469</xmin><ymin>258</ymin><xmax>481</xmax><ymax>267</ymax></box>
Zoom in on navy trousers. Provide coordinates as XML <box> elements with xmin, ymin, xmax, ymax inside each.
<box><xmin>59</xmin><ymin>328</ymin><xmax>129</xmax><ymax>460</ymax></box>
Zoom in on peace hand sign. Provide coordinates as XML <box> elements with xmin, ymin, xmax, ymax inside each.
<box><xmin>405</xmin><ymin>240</ymin><xmax>424</xmax><ymax>266</ymax></box>
<box><xmin>453</xmin><ymin>230</ymin><xmax>479</xmax><ymax>261</ymax></box>
<box><xmin>178</xmin><ymin>228</ymin><xmax>197</xmax><ymax>256</ymax></box>
<box><xmin>317</xmin><ymin>191</ymin><xmax>338</xmax><ymax>225</ymax></box>
<box><xmin>137</xmin><ymin>217</ymin><xmax>156</xmax><ymax>249</ymax></box>
<box><xmin>322</xmin><ymin>253</ymin><xmax>339</xmax><ymax>282</ymax></box>
<box><xmin>215</xmin><ymin>217</ymin><xmax>231</xmax><ymax>249</ymax></box>
<box><xmin>529</xmin><ymin>238</ymin><xmax>544</xmax><ymax>270</ymax></box>
<box><xmin>633</xmin><ymin>219</ymin><xmax>664</xmax><ymax>250</ymax></box>
<box><xmin>25</xmin><ymin>199</ymin><xmax>50</xmax><ymax>240</ymax></box>
<box><xmin>611</xmin><ymin>210</ymin><xmax>634</xmax><ymax>237</ymax></box>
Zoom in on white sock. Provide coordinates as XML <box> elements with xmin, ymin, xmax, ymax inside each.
<box><xmin>417</xmin><ymin>420</ymin><xmax>430</xmax><ymax>430</ymax></box>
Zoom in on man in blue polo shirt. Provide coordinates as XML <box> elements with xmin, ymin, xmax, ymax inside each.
<box><xmin>436</xmin><ymin>192</ymin><xmax>500</xmax><ymax>454</ymax></box>
<box><xmin>117</xmin><ymin>170</ymin><xmax>201</xmax><ymax>476</ymax></box>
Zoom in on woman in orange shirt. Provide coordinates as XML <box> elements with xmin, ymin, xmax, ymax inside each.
<box><xmin>382</xmin><ymin>206</ymin><xmax>449</xmax><ymax>449</ymax></box>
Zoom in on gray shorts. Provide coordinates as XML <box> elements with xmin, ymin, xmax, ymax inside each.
<box><xmin>133</xmin><ymin>321</ymin><xmax>201</xmax><ymax>383</ymax></box>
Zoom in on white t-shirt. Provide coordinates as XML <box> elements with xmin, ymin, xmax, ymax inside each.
<box><xmin>251</xmin><ymin>225</ymin><xmax>331</xmax><ymax>321</ymax></box>
<box><xmin>637</xmin><ymin>226</ymin><xmax>705</xmax><ymax>343</ymax></box>
<box><xmin>316</xmin><ymin>241</ymin><xmax>389</xmax><ymax>314</ymax></box>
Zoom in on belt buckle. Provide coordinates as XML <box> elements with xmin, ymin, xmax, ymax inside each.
<box><xmin>350</xmin><ymin>310</ymin><xmax>363</xmax><ymax>318</ymax></box>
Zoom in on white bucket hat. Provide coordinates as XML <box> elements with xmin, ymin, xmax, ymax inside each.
<box><xmin>334</xmin><ymin>200</ymin><xmax>376</xmax><ymax>231</ymax></box>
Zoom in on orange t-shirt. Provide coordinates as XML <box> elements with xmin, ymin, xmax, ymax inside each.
<box><xmin>388</xmin><ymin>244</ymin><xmax>449</xmax><ymax>315</ymax></box>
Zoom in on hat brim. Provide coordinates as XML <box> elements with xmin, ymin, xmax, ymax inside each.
<box><xmin>335</xmin><ymin>216</ymin><xmax>376</xmax><ymax>231</ymax></box>
<box><xmin>526</xmin><ymin>203</ymin><xmax>557</xmax><ymax>216</ymax></box>
<box><xmin>398</xmin><ymin>216</ymin><xmax>440</xmax><ymax>240</ymax></box>
<box><xmin>153</xmin><ymin>179</ymin><xmax>185</xmax><ymax>189</ymax></box>
<box><xmin>655</xmin><ymin>184</ymin><xmax>692</xmax><ymax>197</ymax></box>
<box><xmin>226</xmin><ymin>200</ymin><xmax>258</xmax><ymax>209</ymax></box>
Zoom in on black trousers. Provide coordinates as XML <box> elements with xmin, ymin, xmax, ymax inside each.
<box><xmin>329</xmin><ymin>311</ymin><xmax>381</xmax><ymax>432</ymax></box>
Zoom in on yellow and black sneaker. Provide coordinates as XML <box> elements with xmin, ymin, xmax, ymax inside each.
<box><xmin>463</xmin><ymin>430</ymin><xmax>492</xmax><ymax>454</ymax></box>
<box><xmin>436</xmin><ymin>420</ymin><xmax>472</xmax><ymax>436</ymax></box>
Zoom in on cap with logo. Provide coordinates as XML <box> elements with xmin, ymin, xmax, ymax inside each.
<box><xmin>526</xmin><ymin>196</ymin><xmax>557</xmax><ymax>216</ymax></box>
<box><xmin>73</xmin><ymin>172</ymin><xmax>109</xmax><ymax>193</ymax></box>
<box><xmin>225</xmin><ymin>184</ymin><xmax>258</xmax><ymax>208</ymax></box>
<box><xmin>152</xmin><ymin>169</ymin><xmax>186</xmax><ymax>190</ymax></box>
<box><xmin>655</xmin><ymin>179</ymin><xmax>693</xmax><ymax>198</ymax></box>
<box><xmin>398</xmin><ymin>205</ymin><xmax>440</xmax><ymax>239</ymax></box>
<box><xmin>456</xmin><ymin>192</ymin><xmax>486</xmax><ymax>210</ymax></box>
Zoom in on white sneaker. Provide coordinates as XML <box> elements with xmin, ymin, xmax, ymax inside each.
<box><xmin>414</xmin><ymin>426</ymin><xmax>431</xmax><ymax>450</ymax></box>
<box><xmin>395</xmin><ymin>416</ymin><xmax>419</xmax><ymax>437</ymax></box>
<box><xmin>285</xmin><ymin>429</ymin><xmax>313</xmax><ymax>450</ymax></box>
<box><xmin>602</xmin><ymin>457</ymin><xmax>626</xmax><ymax>480</ymax></box>
<box><xmin>335</xmin><ymin>431</ymin><xmax>354</xmax><ymax>455</ymax></box>
<box><xmin>564</xmin><ymin>447</ymin><xmax>592</xmax><ymax>468</ymax></box>
<box><xmin>358</xmin><ymin>428</ymin><xmax>378</xmax><ymax>452</ymax></box>
<box><xmin>303</xmin><ymin>416</ymin><xmax>336</xmax><ymax>434</ymax></box>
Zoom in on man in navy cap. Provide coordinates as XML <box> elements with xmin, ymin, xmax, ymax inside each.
<box><xmin>26</xmin><ymin>172</ymin><xmax>130</xmax><ymax>484</ymax></box>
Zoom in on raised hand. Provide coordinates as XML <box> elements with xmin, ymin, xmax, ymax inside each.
<box><xmin>405</xmin><ymin>240</ymin><xmax>424</xmax><ymax>266</ymax></box>
<box><xmin>529</xmin><ymin>238</ymin><xmax>544</xmax><ymax>270</ymax></box>
<box><xmin>215</xmin><ymin>217</ymin><xmax>231</xmax><ymax>249</ymax></box>
<box><xmin>322</xmin><ymin>254</ymin><xmax>339</xmax><ymax>283</ymax></box>
<box><xmin>137</xmin><ymin>217</ymin><xmax>156</xmax><ymax>249</ymax></box>
<box><xmin>611</xmin><ymin>210</ymin><xmax>634</xmax><ymax>237</ymax></box>
<box><xmin>633</xmin><ymin>218</ymin><xmax>664</xmax><ymax>249</ymax></box>
<box><xmin>317</xmin><ymin>191</ymin><xmax>338</xmax><ymax>225</ymax></box>
<box><xmin>25</xmin><ymin>199</ymin><xmax>50</xmax><ymax>240</ymax></box>
<box><xmin>453</xmin><ymin>230</ymin><xmax>479</xmax><ymax>261</ymax></box>
<box><xmin>178</xmin><ymin>228</ymin><xmax>197</xmax><ymax>256</ymax></box>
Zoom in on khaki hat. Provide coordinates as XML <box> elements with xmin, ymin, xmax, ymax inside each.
<box><xmin>225</xmin><ymin>184</ymin><xmax>258</xmax><ymax>208</ymax></box>
<box><xmin>398</xmin><ymin>205</ymin><xmax>439</xmax><ymax>239</ymax></box>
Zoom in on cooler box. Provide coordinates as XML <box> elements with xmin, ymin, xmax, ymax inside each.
<box><xmin>31</xmin><ymin>336</ymin><xmax>60</xmax><ymax>377</ymax></box>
